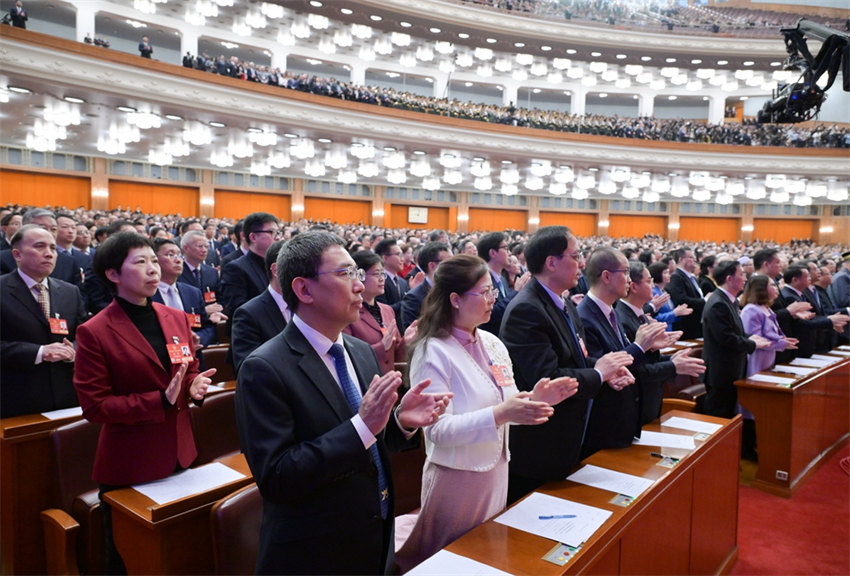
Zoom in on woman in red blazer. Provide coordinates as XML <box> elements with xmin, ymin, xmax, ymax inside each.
<box><xmin>73</xmin><ymin>232</ymin><xmax>215</xmax><ymax>574</ymax></box>
<box><xmin>343</xmin><ymin>251</ymin><xmax>405</xmax><ymax>374</ymax></box>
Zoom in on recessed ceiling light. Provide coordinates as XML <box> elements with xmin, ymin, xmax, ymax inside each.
<box><xmin>566</xmin><ymin>49</ymin><xmax>577</xmax><ymax>54</ymax></box>
<box><xmin>429</xmin><ymin>27</ymin><xmax>441</xmax><ymax>33</ymax></box>
<box><xmin>599</xmin><ymin>93</ymin><xmax>608</xmax><ymax>98</ymax></box>
<box><xmin>615</xmin><ymin>54</ymin><xmax>627</xmax><ymax>59</ymax></box>
<box><xmin>165</xmin><ymin>114</ymin><xmax>182</xmax><ymax>121</ymax></box>
<box><xmin>209</xmin><ymin>121</ymin><xmax>226</xmax><ymax>127</ymax></box>
<box><xmin>716</xmin><ymin>59</ymin><xmax>728</xmax><ymax>65</ymax></box>
<box><xmin>632</xmin><ymin>94</ymin><xmax>639</xmax><ymax>99</ymax></box>
<box><xmin>740</xmin><ymin>96</ymin><xmax>749</xmax><ymax>101</ymax></box>
<box><xmin>464</xmin><ymin>81</ymin><xmax>473</xmax><ymax>87</ymax></box>
<box><xmin>63</xmin><ymin>96</ymin><xmax>85</xmax><ymax>104</ymax></box>
<box><xmin>532</xmin><ymin>88</ymin><xmax>541</xmax><ymax>94</ymax></box>
<box><xmin>247</xmin><ymin>127</ymin><xmax>263</xmax><ymax>133</ymax></box>
<box><xmin>457</xmin><ymin>32</ymin><xmax>469</xmax><ymax>39</ymax></box>
<box><xmin>317</xmin><ymin>137</ymin><xmax>332</xmax><ymax>143</ymax></box>
<box><xmin>541</xmin><ymin>46</ymin><xmax>552</xmax><ymax>52</ymax></box>
<box><xmin>743</xmin><ymin>60</ymin><xmax>754</xmax><ymax>66</ymax></box>
<box><xmin>486</xmin><ymin>38</ymin><xmax>497</xmax><ymax>44</ymax></box>
<box><xmin>309</xmin><ymin>1</ymin><xmax>322</xmax><ymax>7</ymax></box>
<box><xmin>641</xmin><ymin>55</ymin><xmax>652</xmax><ymax>61</ymax></box>
<box><xmin>284</xmin><ymin>133</ymin><xmax>298</xmax><ymax>139</ymax></box>
<box><xmin>665</xmin><ymin>57</ymin><xmax>677</xmax><ymax>63</ymax></box>
<box><xmin>514</xmin><ymin>42</ymin><xmax>525</xmax><ymax>48</ymax></box>
<box><xmin>116</xmin><ymin>105</ymin><xmax>136</xmax><ymax>112</ymax></box>
<box><xmin>472</xmin><ymin>157</ymin><xmax>485</xmax><ymax>162</ymax></box>
<box><xmin>591</xmin><ymin>51</ymin><xmax>602</xmax><ymax>57</ymax></box>
<box><xmin>588</xmin><ymin>167</ymin><xmax>599</xmax><ymax>172</ymax></box>
<box><xmin>770</xmin><ymin>61</ymin><xmax>781</xmax><ymax>67</ymax></box>
<box><xmin>668</xmin><ymin>95</ymin><xmax>677</xmax><ymax>100</ymax></box>
<box><xmin>8</xmin><ymin>86</ymin><xmax>32</xmax><ymax>94</ymax></box>
<box><xmin>691</xmin><ymin>59</ymin><xmax>702</xmax><ymax>64</ymax></box>
<box><xmin>370</xmin><ymin>14</ymin><xmax>382</xmax><ymax>22</ymax></box>
<box><xmin>501</xmin><ymin>160</ymin><xmax>512</xmax><ymax>164</ymax></box>
<box><xmin>399</xmin><ymin>21</ymin><xmax>412</xmax><ymax>28</ymax></box>
<box><xmin>413</xmin><ymin>150</ymin><xmax>426</xmax><ymax>155</ymax></box>
<box><xmin>702</xmin><ymin>96</ymin><xmax>709</xmax><ymax>101</ymax></box>
<box><xmin>340</xmin><ymin>8</ymin><xmax>352</xmax><ymax>15</ymax></box>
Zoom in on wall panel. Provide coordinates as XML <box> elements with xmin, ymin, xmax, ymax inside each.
<box><xmin>214</xmin><ymin>190</ymin><xmax>291</xmax><ymax>220</ymax></box>
<box><xmin>539</xmin><ymin>212</ymin><xmax>596</xmax><ymax>237</ymax></box>
<box><xmin>679</xmin><ymin>217</ymin><xmax>740</xmax><ymax>243</ymax></box>
<box><xmin>109</xmin><ymin>181</ymin><xmax>198</xmax><ymax>215</ymax></box>
<box><xmin>609</xmin><ymin>215</ymin><xmax>666</xmax><ymax>238</ymax></box>
<box><xmin>753</xmin><ymin>219</ymin><xmax>816</xmax><ymax>244</ymax></box>
<box><xmin>305</xmin><ymin>197</ymin><xmax>370</xmax><ymax>225</ymax></box>
<box><xmin>467</xmin><ymin>208</ymin><xmax>527</xmax><ymax>233</ymax></box>
<box><xmin>0</xmin><ymin>169</ymin><xmax>90</xmax><ymax>209</ymax></box>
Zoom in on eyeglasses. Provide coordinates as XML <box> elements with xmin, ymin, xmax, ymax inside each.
<box><xmin>254</xmin><ymin>229</ymin><xmax>282</xmax><ymax>238</ymax></box>
<box><xmin>606</xmin><ymin>268</ymin><xmax>630</xmax><ymax>275</ymax></box>
<box><xmin>366</xmin><ymin>269</ymin><xmax>387</xmax><ymax>279</ymax></box>
<box><xmin>316</xmin><ymin>266</ymin><xmax>366</xmax><ymax>282</ymax></box>
<box><xmin>557</xmin><ymin>250</ymin><xmax>584</xmax><ymax>263</ymax></box>
<box><xmin>157</xmin><ymin>252</ymin><xmax>183</xmax><ymax>260</ymax></box>
<box><xmin>465</xmin><ymin>287</ymin><xmax>499</xmax><ymax>303</ymax></box>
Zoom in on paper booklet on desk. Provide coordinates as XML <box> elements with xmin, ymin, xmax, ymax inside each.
<box><xmin>132</xmin><ymin>462</ymin><xmax>246</xmax><ymax>505</ymax></box>
<box><xmin>748</xmin><ymin>373</ymin><xmax>796</xmax><ymax>385</ymax></box>
<box><xmin>41</xmin><ymin>406</ymin><xmax>83</xmax><ymax>420</ymax></box>
<box><xmin>633</xmin><ymin>430</ymin><xmax>696</xmax><ymax>450</ymax></box>
<box><xmin>662</xmin><ymin>416</ymin><xmax>722</xmax><ymax>435</ymax></box>
<box><xmin>791</xmin><ymin>356</ymin><xmax>834</xmax><ymax>367</ymax></box>
<box><xmin>406</xmin><ymin>550</ymin><xmax>513</xmax><ymax>576</ymax></box>
<box><xmin>772</xmin><ymin>364</ymin><xmax>818</xmax><ymax>377</ymax></box>
<box><xmin>494</xmin><ymin>492</ymin><xmax>612</xmax><ymax>548</ymax></box>
<box><xmin>566</xmin><ymin>464</ymin><xmax>654</xmax><ymax>499</ymax></box>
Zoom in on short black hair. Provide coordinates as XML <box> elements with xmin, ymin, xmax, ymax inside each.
<box><xmin>152</xmin><ymin>237</ymin><xmax>179</xmax><ymax>254</ymax></box>
<box><xmin>418</xmin><ymin>241</ymin><xmax>450</xmax><ymax>271</ymax></box>
<box><xmin>476</xmin><ymin>232</ymin><xmax>506</xmax><ymax>262</ymax></box>
<box><xmin>353</xmin><ymin>250</ymin><xmax>381</xmax><ymax>272</ymax></box>
<box><xmin>648</xmin><ymin>261</ymin><xmax>667</xmax><ymax>284</ymax></box>
<box><xmin>753</xmin><ymin>248</ymin><xmax>779</xmax><ymax>271</ymax></box>
<box><xmin>783</xmin><ymin>265</ymin><xmax>807</xmax><ymax>285</ymax></box>
<box><xmin>525</xmin><ymin>226</ymin><xmax>572</xmax><ymax>275</ymax></box>
<box><xmin>93</xmin><ymin>232</ymin><xmax>155</xmax><ymax>290</ymax></box>
<box><xmin>712</xmin><ymin>259</ymin><xmax>740</xmax><ymax>285</ymax></box>
<box><xmin>373</xmin><ymin>238</ymin><xmax>398</xmax><ymax>258</ymax></box>
<box><xmin>264</xmin><ymin>240</ymin><xmax>286</xmax><ymax>282</ymax></box>
<box><xmin>1</xmin><ymin>211</ymin><xmax>21</xmax><ymax>226</ymax></box>
<box><xmin>243</xmin><ymin>212</ymin><xmax>279</xmax><ymax>245</ymax></box>
<box><xmin>277</xmin><ymin>231</ymin><xmax>346</xmax><ymax>313</ymax></box>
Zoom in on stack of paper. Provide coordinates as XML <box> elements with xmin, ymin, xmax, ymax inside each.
<box><xmin>494</xmin><ymin>492</ymin><xmax>612</xmax><ymax>548</ymax></box>
<box><xmin>133</xmin><ymin>462</ymin><xmax>246</xmax><ymax>504</ymax></box>
<box><xmin>662</xmin><ymin>416</ymin><xmax>722</xmax><ymax>435</ymax></box>
<box><xmin>772</xmin><ymin>365</ymin><xmax>817</xmax><ymax>377</ymax></box>
<box><xmin>566</xmin><ymin>464</ymin><xmax>655</xmax><ymax>498</ymax></box>
<box><xmin>791</xmin><ymin>357</ymin><xmax>834</xmax><ymax>368</ymax></box>
<box><xmin>748</xmin><ymin>373</ymin><xmax>796</xmax><ymax>385</ymax></box>
<box><xmin>633</xmin><ymin>431</ymin><xmax>696</xmax><ymax>450</ymax></box>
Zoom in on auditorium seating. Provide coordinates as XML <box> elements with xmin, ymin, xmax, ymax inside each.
<box><xmin>201</xmin><ymin>344</ymin><xmax>236</xmax><ymax>384</ymax></box>
<box><xmin>40</xmin><ymin>419</ymin><xmax>104</xmax><ymax>575</ymax></box>
<box><xmin>190</xmin><ymin>390</ymin><xmax>240</xmax><ymax>467</ymax></box>
<box><xmin>210</xmin><ymin>483</ymin><xmax>262</xmax><ymax>575</ymax></box>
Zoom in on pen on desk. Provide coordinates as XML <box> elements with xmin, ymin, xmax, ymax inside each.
<box><xmin>539</xmin><ymin>514</ymin><xmax>576</xmax><ymax>520</ymax></box>
<box><xmin>650</xmin><ymin>451</ymin><xmax>679</xmax><ymax>462</ymax></box>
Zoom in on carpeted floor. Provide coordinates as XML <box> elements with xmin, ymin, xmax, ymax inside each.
<box><xmin>731</xmin><ymin>443</ymin><xmax>850</xmax><ymax>575</ymax></box>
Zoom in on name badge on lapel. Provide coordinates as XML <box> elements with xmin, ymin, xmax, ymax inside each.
<box><xmin>49</xmin><ymin>316</ymin><xmax>69</xmax><ymax>335</ymax></box>
<box><xmin>167</xmin><ymin>336</ymin><xmax>193</xmax><ymax>364</ymax></box>
<box><xmin>490</xmin><ymin>364</ymin><xmax>514</xmax><ymax>387</ymax></box>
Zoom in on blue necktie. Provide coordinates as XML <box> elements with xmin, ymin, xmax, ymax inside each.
<box><xmin>193</xmin><ymin>267</ymin><xmax>201</xmax><ymax>287</ymax></box>
<box><xmin>608</xmin><ymin>309</ymin><xmax>625</xmax><ymax>348</ymax></box>
<box><xmin>329</xmin><ymin>343</ymin><xmax>389</xmax><ymax>519</ymax></box>
<box><xmin>561</xmin><ymin>304</ymin><xmax>587</xmax><ymax>368</ymax></box>
<box><xmin>495</xmin><ymin>277</ymin><xmax>506</xmax><ymax>298</ymax></box>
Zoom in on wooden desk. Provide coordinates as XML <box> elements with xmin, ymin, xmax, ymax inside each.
<box><xmin>1</xmin><ymin>410</ymin><xmax>83</xmax><ymax>575</ymax></box>
<box><xmin>104</xmin><ymin>453</ymin><xmax>252</xmax><ymax>575</ymax></box>
<box><xmin>445</xmin><ymin>411</ymin><xmax>741</xmax><ymax>575</ymax></box>
<box><xmin>736</xmin><ymin>354</ymin><xmax>850</xmax><ymax>497</ymax></box>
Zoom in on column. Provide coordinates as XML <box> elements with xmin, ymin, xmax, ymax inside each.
<box><xmin>596</xmin><ymin>199</ymin><xmax>610</xmax><ymax>236</ymax></box>
<box><xmin>502</xmin><ymin>82</ymin><xmax>518</xmax><ymax>107</ymax></box>
<box><xmin>180</xmin><ymin>31</ymin><xmax>199</xmax><ymax>59</ymax></box>
<box><xmin>740</xmin><ymin>203</ymin><xmax>753</xmax><ymax>244</ymax></box>
<box><xmin>271</xmin><ymin>51</ymin><xmax>287</xmax><ymax>72</ymax></box>
<box><xmin>75</xmin><ymin>1</ymin><xmax>96</xmax><ymax>43</ymax></box>
<box><xmin>199</xmin><ymin>169</ymin><xmax>214</xmax><ymax>218</ymax></box>
<box><xmin>371</xmin><ymin>185</ymin><xmax>385</xmax><ymax>227</ymax></box>
<box><xmin>708</xmin><ymin>93</ymin><xmax>726</xmax><ymax>124</ymax></box>
<box><xmin>527</xmin><ymin>195</ymin><xmax>540</xmax><ymax>234</ymax></box>
<box><xmin>668</xmin><ymin>202</ymin><xmax>680</xmax><ymax>242</ymax></box>
<box><xmin>456</xmin><ymin>191</ymin><xmax>469</xmax><ymax>234</ymax></box>
<box><xmin>638</xmin><ymin>91</ymin><xmax>654</xmax><ymax>117</ymax></box>
<box><xmin>571</xmin><ymin>87</ymin><xmax>587</xmax><ymax>116</ymax></box>
<box><xmin>432</xmin><ymin>73</ymin><xmax>449</xmax><ymax>99</ymax></box>
<box><xmin>349</xmin><ymin>64</ymin><xmax>365</xmax><ymax>87</ymax></box>
<box><xmin>90</xmin><ymin>157</ymin><xmax>109</xmax><ymax>211</ymax></box>
<box><xmin>290</xmin><ymin>178</ymin><xmax>305</xmax><ymax>222</ymax></box>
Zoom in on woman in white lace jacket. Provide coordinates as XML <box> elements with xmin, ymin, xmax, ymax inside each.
<box><xmin>396</xmin><ymin>255</ymin><xmax>577</xmax><ymax>571</ymax></box>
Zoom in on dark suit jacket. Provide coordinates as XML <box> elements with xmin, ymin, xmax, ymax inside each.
<box><xmin>615</xmin><ymin>302</ymin><xmax>677</xmax><ymax>426</ymax></box>
<box><xmin>0</xmin><ymin>272</ymin><xmax>87</xmax><ymax>418</ymax></box>
<box><xmin>343</xmin><ymin>302</ymin><xmax>404</xmax><ymax>376</ymax></box>
<box><xmin>73</xmin><ymin>300</ymin><xmax>200</xmax><ymax>485</ymax></box>
<box><xmin>376</xmin><ymin>273</ymin><xmax>409</xmax><ymax>333</ymax></box>
<box><xmin>231</xmin><ymin>289</ymin><xmax>287</xmax><ymax>374</ymax></box>
<box><xmin>577</xmin><ymin>297</ymin><xmax>647</xmax><ymax>456</ymax></box>
<box><xmin>479</xmin><ymin>273</ymin><xmax>516</xmax><ymax>336</ymax></box>
<box><xmin>204</xmin><ymin>240</ymin><xmax>221</xmax><ymax>267</ymax></box>
<box><xmin>667</xmin><ymin>268</ymin><xmax>705</xmax><ymax>339</ymax></box>
<box><xmin>500</xmin><ymin>278</ymin><xmax>603</xmax><ymax>483</ymax></box>
<box><xmin>219</xmin><ymin>241</ymin><xmax>237</xmax><ymax>259</ymax></box>
<box><xmin>221</xmin><ymin>247</ymin><xmax>246</xmax><ymax>268</ymax></box>
<box><xmin>152</xmin><ymin>282</ymin><xmax>217</xmax><ymax>347</ymax></box>
<box><xmin>780</xmin><ymin>286</ymin><xmax>833</xmax><ymax>357</ymax></box>
<box><xmin>235</xmin><ymin>324</ymin><xmax>408</xmax><ymax>574</ymax></box>
<box><xmin>180</xmin><ymin>261</ymin><xmax>220</xmax><ymax>297</ymax></box>
<box><xmin>701</xmin><ymin>289</ymin><xmax>756</xmax><ymax>418</ymax></box>
<box><xmin>400</xmin><ymin>280</ymin><xmax>430</xmax><ymax>331</ymax></box>
<box><xmin>220</xmin><ymin>250</ymin><xmax>267</xmax><ymax>316</ymax></box>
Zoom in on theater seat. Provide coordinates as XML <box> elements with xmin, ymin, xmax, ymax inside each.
<box><xmin>190</xmin><ymin>389</ymin><xmax>240</xmax><ymax>466</ymax></box>
<box><xmin>41</xmin><ymin>419</ymin><xmax>104</xmax><ymax>576</ymax></box>
<box><xmin>201</xmin><ymin>344</ymin><xmax>236</xmax><ymax>384</ymax></box>
<box><xmin>210</xmin><ymin>483</ymin><xmax>261</xmax><ymax>575</ymax></box>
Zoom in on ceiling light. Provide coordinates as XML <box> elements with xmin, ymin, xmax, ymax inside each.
<box><xmin>340</xmin><ymin>8</ymin><xmax>352</xmax><ymax>15</ymax></box>
<box><xmin>399</xmin><ymin>21</ymin><xmax>412</xmax><ymax>28</ymax></box>
<box><xmin>209</xmin><ymin>121</ymin><xmax>226</xmax><ymax>128</ymax></box>
<box><xmin>116</xmin><ymin>105</ymin><xmax>136</xmax><ymax>112</ymax></box>
<box><xmin>370</xmin><ymin>15</ymin><xmax>382</xmax><ymax>21</ymax></box>
<box><xmin>641</xmin><ymin>56</ymin><xmax>652</xmax><ymax>61</ymax></box>
<box><xmin>486</xmin><ymin>37</ymin><xmax>497</xmax><ymax>44</ymax></box>
<box><xmin>165</xmin><ymin>114</ymin><xmax>182</xmax><ymax>121</ymax></box>
<box><xmin>716</xmin><ymin>59</ymin><xmax>728</xmax><ymax>65</ymax></box>
<box><xmin>309</xmin><ymin>1</ymin><xmax>323</xmax><ymax>6</ymax></box>
<box><xmin>458</xmin><ymin>32</ymin><xmax>469</xmax><ymax>39</ymax></box>
<box><xmin>63</xmin><ymin>96</ymin><xmax>85</xmax><ymax>104</ymax></box>
<box><xmin>541</xmin><ymin>45</ymin><xmax>552</xmax><ymax>52</ymax></box>
<box><xmin>429</xmin><ymin>27</ymin><xmax>441</xmax><ymax>34</ymax></box>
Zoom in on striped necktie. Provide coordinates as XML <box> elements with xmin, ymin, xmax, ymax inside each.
<box><xmin>33</xmin><ymin>283</ymin><xmax>50</xmax><ymax>320</ymax></box>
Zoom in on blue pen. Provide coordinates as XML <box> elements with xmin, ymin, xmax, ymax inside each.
<box><xmin>539</xmin><ymin>514</ymin><xmax>576</xmax><ymax>520</ymax></box>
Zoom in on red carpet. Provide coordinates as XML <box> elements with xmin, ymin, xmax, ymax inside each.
<box><xmin>731</xmin><ymin>443</ymin><xmax>850</xmax><ymax>575</ymax></box>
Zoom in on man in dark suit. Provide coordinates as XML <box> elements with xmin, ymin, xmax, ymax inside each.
<box><xmin>202</xmin><ymin>220</ymin><xmax>221</xmax><ymax>267</ymax></box>
<box><xmin>180</xmin><ymin>230</ymin><xmax>222</xmax><ymax>316</ymax></box>
<box><xmin>477</xmin><ymin>231</ymin><xmax>530</xmax><ymax>336</ymax></box>
<box><xmin>0</xmin><ymin>211</ymin><xmax>22</xmax><ymax>251</ymax></box>
<box><xmin>666</xmin><ymin>247</ymin><xmax>706</xmax><ymax>339</ymax></box>
<box><xmin>1</xmin><ymin>209</ymin><xmax>82</xmax><ymax>286</ymax></box>
<box><xmin>400</xmin><ymin>241</ymin><xmax>451</xmax><ymax>331</ymax></box>
<box><xmin>138</xmin><ymin>36</ymin><xmax>153</xmax><ymax>58</ymax></box>
<box><xmin>9</xmin><ymin>0</ymin><xmax>27</xmax><ymax>28</ymax></box>
<box><xmin>234</xmin><ymin>231</ymin><xmax>450</xmax><ymax>574</ymax></box>
<box><xmin>374</xmin><ymin>238</ymin><xmax>409</xmax><ymax>333</ymax></box>
<box><xmin>577</xmin><ymin>248</ymin><xmax>674</xmax><ymax>457</ymax></box>
<box><xmin>616</xmin><ymin>261</ymin><xmax>704</xmax><ymax>427</ymax></box>
<box><xmin>702</xmin><ymin>260</ymin><xmax>769</xmax><ymax>418</ymax></box>
<box><xmin>780</xmin><ymin>265</ymin><xmax>847</xmax><ymax>357</ymax></box>
<box><xmin>1</xmin><ymin>225</ymin><xmax>87</xmax><ymax>418</ymax></box>
<box><xmin>231</xmin><ymin>240</ymin><xmax>289</xmax><ymax>373</ymax></box>
<box><xmin>500</xmin><ymin>226</ymin><xmax>634</xmax><ymax>504</ymax></box>
<box><xmin>220</xmin><ymin>212</ymin><xmax>279</xmax><ymax>319</ymax></box>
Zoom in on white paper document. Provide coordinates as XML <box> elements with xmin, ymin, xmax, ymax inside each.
<box><xmin>566</xmin><ymin>464</ymin><xmax>654</xmax><ymax>499</ymax></box>
<box><xmin>790</xmin><ymin>357</ymin><xmax>833</xmax><ymax>367</ymax></box>
<box><xmin>494</xmin><ymin>492</ymin><xmax>612</xmax><ymax>548</ymax></box>
<box><xmin>406</xmin><ymin>550</ymin><xmax>513</xmax><ymax>576</ymax></box>
<box><xmin>772</xmin><ymin>364</ymin><xmax>817</xmax><ymax>376</ymax></box>
<box><xmin>41</xmin><ymin>406</ymin><xmax>84</xmax><ymax>420</ymax></box>
<box><xmin>674</xmin><ymin>341</ymin><xmax>699</xmax><ymax>347</ymax></box>
<box><xmin>662</xmin><ymin>415</ymin><xmax>722</xmax><ymax>435</ymax></box>
<box><xmin>132</xmin><ymin>462</ymin><xmax>246</xmax><ymax>505</ymax></box>
<box><xmin>748</xmin><ymin>373</ymin><xmax>796</xmax><ymax>385</ymax></box>
<box><xmin>838</xmin><ymin>345</ymin><xmax>850</xmax><ymax>351</ymax></box>
<box><xmin>633</xmin><ymin>430</ymin><xmax>696</xmax><ymax>450</ymax></box>
<box><xmin>828</xmin><ymin>350</ymin><xmax>850</xmax><ymax>357</ymax></box>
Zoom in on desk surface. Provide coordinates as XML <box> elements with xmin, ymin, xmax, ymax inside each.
<box><xmin>0</xmin><ymin>409</ymin><xmax>83</xmax><ymax>440</ymax></box>
<box><xmin>444</xmin><ymin>410</ymin><xmax>739</xmax><ymax>575</ymax></box>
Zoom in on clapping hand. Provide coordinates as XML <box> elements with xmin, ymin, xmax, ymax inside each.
<box><xmin>531</xmin><ymin>376</ymin><xmax>579</xmax><ymax>406</ymax></box>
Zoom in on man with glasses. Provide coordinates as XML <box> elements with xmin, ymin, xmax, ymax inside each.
<box><xmin>501</xmin><ymin>226</ymin><xmax>635</xmax><ymax>504</ymax></box>
<box><xmin>477</xmin><ymin>231</ymin><xmax>530</xmax><ymax>336</ymax></box>
<box><xmin>374</xmin><ymin>238</ymin><xmax>409</xmax><ymax>333</ymax></box>
<box><xmin>220</xmin><ymin>212</ymin><xmax>280</xmax><ymax>323</ymax></box>
<box><xmin>180</xmin><ymin>230</ymin><xmax>222</xmax><ymax>317</ymax></box>
<box><xmin>666</xmin><ymin>247</ymin><xmax>706</xmax><ymax>339</ymax></box>
<box><xmin>400</xmin><ymin>241</ymin><xmax>451</xmax><ymax>331</ymax></box>
<box><xmin>577</xmin><ymin>248</ymin><xmax>674</xmax><ymax>457</ymax></box>
<box><xmin>235</xmin><ymin>231</ymin><xmax>451</xmax><ymax>574</ymax></box>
